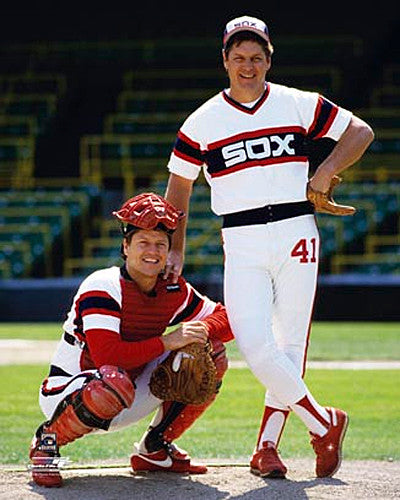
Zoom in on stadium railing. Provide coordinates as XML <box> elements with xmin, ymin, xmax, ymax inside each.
<box><xmin>79</xmin><ymin>133</ymin><xmax>176</xmax><ymax>198</ymax></box>
<box><xmin>0</xmin><ymin>137</ymin><xmax>35</xmax><ymax>188</ymax></box>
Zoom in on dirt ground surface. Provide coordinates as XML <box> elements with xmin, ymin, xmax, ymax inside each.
<box><xmin>1</xmin><ymin>458</ymin><xmax>400</xmax><ymax>500</ymax></box>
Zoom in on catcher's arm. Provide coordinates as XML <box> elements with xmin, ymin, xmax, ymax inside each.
<box><xmin>161</xmin><ymin>321</ymin><xmax>208</xmax><ymax>351</ymax></box>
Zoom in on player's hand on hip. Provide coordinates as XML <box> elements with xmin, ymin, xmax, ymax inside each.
<box><xmin>161</xmin><ymin>321</ymin><xmax>209</xmax><ymax>351</ymax></box>
<box><xmin>164</xmin><ymin>249</ymin><xmax>184</xmax><ymax>283</ymax></box>
<box><xmin>308</xmin><ymin>173</ymin><xmax>333</xmax><ymax>193</ymax></box>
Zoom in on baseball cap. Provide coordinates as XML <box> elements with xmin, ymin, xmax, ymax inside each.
<box><xmin>223</xmin><ymin>15</ymin><xmax>270</xmax><ymax>48</ymax></box>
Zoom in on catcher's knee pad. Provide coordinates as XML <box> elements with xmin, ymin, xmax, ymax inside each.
<box><xmin>43</xmin><ymin>366</ymin><xmax>135</xmax><ymax>447</ymax></box>
<box><xmin>81</xmin><ymin>365</ymin><xmax>135</xmax><ymax>419</ymax></box>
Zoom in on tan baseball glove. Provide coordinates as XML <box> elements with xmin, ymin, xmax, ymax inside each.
<box><xmin>307</xmin><ymin>175</ymin><xmax>356</xmax><ymax>216</ymax></box>
<box><xmin>149</xmin><ymin>342</ymin><xmax>217</xmax><ymax>405</ymax></box>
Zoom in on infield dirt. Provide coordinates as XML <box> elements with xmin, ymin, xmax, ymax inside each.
<box><xmin>2</xmin><ymin>458</ymin><xmax>400</xmax><ymax>499</ymax></box>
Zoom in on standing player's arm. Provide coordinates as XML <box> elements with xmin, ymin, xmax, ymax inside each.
<box><xmin>309</xmin><ymin>115</ymin><xmax>374</xmax><ymax>193</ymax></box>
<box><xmin>164</xmin><ymin>173</ymin><xmax>194</xmax><ymax>282</ymax></box>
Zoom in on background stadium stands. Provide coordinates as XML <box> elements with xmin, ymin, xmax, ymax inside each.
<box><xmin>0</xmin><ymin>7</ymin><xmax>399</xmax><ymax>319</ymax></box>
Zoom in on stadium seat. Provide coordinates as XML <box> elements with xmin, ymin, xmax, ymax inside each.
<box><xmin>0</xmin><ymin>73</ymin><xmax>66</xmax><ymax>96</ymax></box>
<box><xmin>0</xmin><ymin>93</ymin><xmax>57</xmax><ymax>132</ymax></box>
<box><xmin>0</xmin><ymin>137</ymin><xmax>35</xmax><ymax>188</ymax></box>
<box><xmin>0</xmin><ymin>116</ymin><xmax>38</xmax><ymax>136</ymax></box>
<box><xmin>370</xmin><ymin>85</ymin><xmax>400</xmax><ymax>107</ymax></box>
<box><xmin>80</xmin><ymin>133</ymin><xmax>176</xmax><ymax>197</ymax></box>
<box><xmin>0</xmin><ymin>223</ymin><xmax>53</xmax><ymax>276</ymax></box>
<box><xmin>331</xmin><ymin>253</ymin><xmax>400</xmax><ymax>274</ymax></box>
<box><xmin>116</xmin><ymin>89</ymin><xmax>217</xmax><ymax>114</ymax></box>
<box><xmin>63</xmin><ymin>256</ymin><xmax>121</xmax><ymax>277</ymax></box>
<box><xmin>103</xmin><ymin>112</ymin><xmax>188</xmax><ymax>135</ymax></box>
<box><xmin>0</xmin><ymin>240</ymin><xmax>32</xmax><ymax>278</ymax></box>
<box><xmin>123</xmin><ymin>68</ymin><xmax>228</xmax><ymax>91</ymax></box>
<box><xmin>382</xmin><ymin>64</ymin><xmax>400</xmax><ymax>86</ymax></box>
<box><xmin>354</xmin><ymin>108</ymin><xmax>400</xmax><ymax>129</ymax></box>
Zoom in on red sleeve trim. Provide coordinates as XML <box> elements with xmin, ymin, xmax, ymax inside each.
<box><xmin>202</xmin><ymin>303</ymin><xmax>234</xmax><ymax>343</ymax></box>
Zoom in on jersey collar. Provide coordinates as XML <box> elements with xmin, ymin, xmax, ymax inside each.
<box><xmin>222</xmin><ymin>83</ymin><xmax>270</xmax><ymax>114</ymax></box>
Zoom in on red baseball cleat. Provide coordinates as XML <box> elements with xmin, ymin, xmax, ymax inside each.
<box><xmin>130</xmin><ymin>443</ymin><xmax>207</xmax><ymax>474</ymax></box>
<box><xmin>250</xmin><ymin>441</ymin><xmax>287</xmax><ymax>478</ymax></box>
<box><xmin>29</xmin><ymin>428</ymin><xmax>63</xmax><ymax>488</ymax></box>
<box><xmin>310</xmin><ymin>407</ymin><xmax>349</xmax><ymax>478</ymax></box>
<box><xmin>29</xmin><ymin>436</ymin><xmax>62</xmax><ymax>488</ymax></box>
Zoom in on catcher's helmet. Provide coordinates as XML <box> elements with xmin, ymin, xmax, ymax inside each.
<box><xmin>112</xmin><ymin>192</ymin><xmax>185</xmax><ymax>235</ymax></box>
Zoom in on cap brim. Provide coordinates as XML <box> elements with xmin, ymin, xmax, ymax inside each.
<box><xmin>223</xmin><ymin>26</ymin><xmax>269</xmax><ymax>47</ymax></box>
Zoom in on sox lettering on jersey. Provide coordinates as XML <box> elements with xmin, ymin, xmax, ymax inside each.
<box><xmin>221</xmin><ymin>134</ymin><xmax>295</xmax><ymax>168</ymax></box>
<box><xmin>204</xmin><ymin>127</ymin><xmax>307</xmax><ymax>177</ymax></box>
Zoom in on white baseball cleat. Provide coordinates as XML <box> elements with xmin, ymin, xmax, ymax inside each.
<box><xmin>130</xmin><ymin>442</ymin><xmax>207</xmax><ymax>474</ymax></box>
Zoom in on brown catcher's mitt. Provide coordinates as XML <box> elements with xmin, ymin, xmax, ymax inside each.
<box><xmin>307</xmin><ymin>175</ymin><xmax>356</xmax><ymax>216</ymax></box>
<box><xmin>149</xmin><ymin>342</ymin><xmax>217</xmax><ymax>405</ymax></box>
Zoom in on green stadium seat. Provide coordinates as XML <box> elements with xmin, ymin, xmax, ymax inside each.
<box><xmin>354</xmin><ymin>108</ymin><xmax>400</xmax><ymax>129</ymax></box>
<box><xmin>0</xmin><ymin>73</ymin><xmax>66</xmax><ymax>96</ymax></box>
<box><xmin>0</xmin><ymin>93</ymin><xmax>57</xmax><ymax>132</ymax></box>
<box><xmin>64</xmin><ymin>256</ymin><xmax>121</xmax><ymax>277</ymax></box>
<box><xmin>331</xmin><ymin>253</ymin><xmax>400</xmax><ymax>274</ymax></box>
<box><xmin>0</xmin><ymin>137</ymin><xmax>35</xmax><ymax>187</ymax></box>
<box><xmin>0</xmin><ymin>240</ymin><xmax>32</xmax><ymax>278</ymax></box>
<box><xmin>123</xmin><ymin>68</ymin><xmax>228</xmax><ymax>91</ymax></box>
<box><xmin>268</xmin><ymin>65</ymin><xmax>342</xmax><ymax>97</ymax></box>
<box><xmin>83</xmin><ymin>237</ymin><xmax>121</xmax><ymax>258</ymax></box>
<box><xmin>370</xmin><ymin>86</ymin><xmax>400</xmax><ymax>107</ymax></box>
<box><xmin>116</xmin><ymin>89</ymin><xmax>216</xmax><ymax>114</ymax></box>
<box><xmin>0</xmin><ymin>223</ymin><xmax>53</xmax><ymax>276</ymax></box>
<box><xmin>104</xmin><ymin>112</ymin><xmax>188</xmax><ymax>135</ymax></box>
<box><xmin>0</xmin><ymin>116</ymin><xmax>38</xmax><ymax>136</ymax></box>
<box><xmin>382</xmin><ymin>64</ymin><xmax>400</xmax><ymax>86</ymax></box>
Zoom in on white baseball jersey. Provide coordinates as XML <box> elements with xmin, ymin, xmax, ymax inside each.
<box><xmin>167</xmin><ymin>81</ymin><xmax>352</xmax><ymax>434</ymax></box>
<box><xmin>167</xmin><ymin>82</ymin><xmax>352</xmax><ymax>215</ymax></box>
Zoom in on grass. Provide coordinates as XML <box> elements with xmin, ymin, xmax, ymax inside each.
<box><xmin>1</xmin><ymin>364</ymin><xmax>399</xmax><ymax>465</ymax></box>
<box><xmin>1</xmin><ymin>322</ymin><xmax>399</xmax><ymax>360</ymax></box>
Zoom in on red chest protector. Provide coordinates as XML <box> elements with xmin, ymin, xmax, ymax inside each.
<box><xmin>119</xmin><ymin>275</ymin><xmax>187</xmax><ymax>341</ymax></box>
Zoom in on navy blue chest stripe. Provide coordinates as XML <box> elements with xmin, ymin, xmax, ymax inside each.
<box><xmin>204</xmin><ymin>131</ymin><xmax>307</xmax><ymax>175</ymax></box>
<box><xmin>79</xmin><ymin>296</ymin><xmax>120</xmax><ymax>313</ymax></box>
<box><xmin>170</xmin><ymin>291</ymin><xmax>202</xmax><ymax>326</ymax></box>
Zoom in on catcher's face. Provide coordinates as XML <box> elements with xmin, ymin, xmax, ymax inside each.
<box><xmin>223</xmin><ymin>40</ymin><xmax>270</xmax><ymax>101</ymax></box>
<box><xmin>123</xmin><ymin>229</ymin><xmax>169</xmax><ymax>284</ymax></box>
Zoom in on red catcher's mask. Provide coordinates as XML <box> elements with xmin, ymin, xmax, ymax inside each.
<box><xmin>112</xmin><ymin>192</ymin><xmax>185</xmax><ymax>234</ymax></box>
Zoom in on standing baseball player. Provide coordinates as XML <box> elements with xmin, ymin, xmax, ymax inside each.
<box><xmin>164</xmin><ymin>15</ymin><xmax>374</xmax><ymax>478</ymax></box>
<box><xmin>29</xmin><ymin>192</ymin><xmax>233</xmax><ymax>488</ymax></box>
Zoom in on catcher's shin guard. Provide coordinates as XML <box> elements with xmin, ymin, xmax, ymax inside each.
<box><xmin>30</xmin><ymin>366</ymin><xmax>134</xmax><ymax>487</ymax></box>
<box><xmin>45</xmin><ymin>365</ymin><xmax>135</xmax><ymax>446</ymax></box>
<box><xmin>144</xmin><ymin>340</ymin><xmax>228</xmax><ymax>452</ymax></box>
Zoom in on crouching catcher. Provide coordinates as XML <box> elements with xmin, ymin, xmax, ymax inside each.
<box><xmin>29</xmin><ymin>192</ymin><xmax>233</xmax><ymax>487</ymax></box>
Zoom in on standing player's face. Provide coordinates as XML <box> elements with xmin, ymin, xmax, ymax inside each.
<box><xmin>123</xmin><ymin>229</ymin><xmax>169</xmax><ymax>283</ymax></box>
<box><xmin>223</xmin><ymin>41</ymin><xmax>271</xmax><ymax>101</ymax></box>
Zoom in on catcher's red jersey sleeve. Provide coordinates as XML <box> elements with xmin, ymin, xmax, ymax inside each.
<box><xmin>201</xmin><ymin>303</ymin><xmax>234</xmax><ymax>343</ymax></box>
